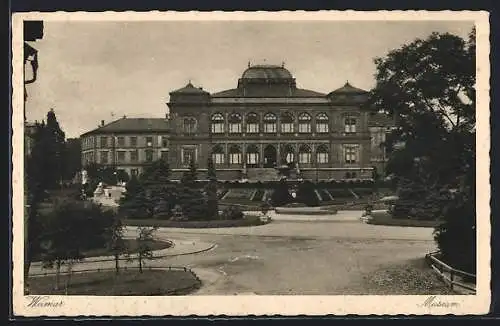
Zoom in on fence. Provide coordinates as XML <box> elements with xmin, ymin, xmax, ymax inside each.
<box><xmin>29</xmin><ymin>265</ymin><xmax>195</xmax><ymax>277</ymax></box>
<box><xmin>425</xmin><ymin>251</ymin><xmax>476</xmax><ymax>294</ymax></box>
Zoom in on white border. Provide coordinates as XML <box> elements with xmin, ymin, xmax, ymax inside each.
<box><xmin>12</xmin><ymin>11</ymin><xmax>491</xmax><ymax>316</ymax></box>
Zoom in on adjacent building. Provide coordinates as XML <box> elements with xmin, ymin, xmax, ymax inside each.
<box><xmin>80</xmin><ymin>117</ymin><xmax>170</xmax><ymax>177</ymax></box>
<box><xmin>167</xmin><ymin>64</ymin><xmax>390</xmax><ymax>181</ymax></box>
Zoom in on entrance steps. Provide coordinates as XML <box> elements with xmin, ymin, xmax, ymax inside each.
<box><xmin>247</xmin><ymin>168</ymin><xmax>280</xmax><ymax>181</ymax></box>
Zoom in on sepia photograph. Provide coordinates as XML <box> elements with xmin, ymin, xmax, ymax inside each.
<box><xmin>12</xmin><ymin>11</ymin><xmax>490</xmax><ymax>316</ymax></box>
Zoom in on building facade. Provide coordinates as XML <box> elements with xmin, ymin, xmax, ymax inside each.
<box><xmin>167</xmin><ymin>64</ymin><xmax>390</xmax><ymax>181</ymax></box>
<box><xmin>80</xmin><ymin>117</ymin><xmax>170</xmax><ymax>177</ymax></box>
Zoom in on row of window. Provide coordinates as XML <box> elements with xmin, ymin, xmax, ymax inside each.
<box><xmin>182</xmin><ymin>113</ymin><xmax>358</xmax><ymax>134</ymax></box>
<box><xmin>83</xmin><ymin>135</ymin><xmax>169</xmax><ymax>149</ymax></box>
<box><xmin>84</xmin><ymin>149</ymin><xmax>169</xmax><ymax>164</ymax></box>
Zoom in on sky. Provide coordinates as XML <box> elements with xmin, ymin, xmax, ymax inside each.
<box><xmin>24</xmin><ymin>20</ymin><xmax>474</xmax><ymax>138</ymax></box>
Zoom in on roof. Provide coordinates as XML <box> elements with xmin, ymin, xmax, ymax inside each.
<box><xmin>211</xmin><ymin>87</ymin><xmax>326</xmax><ymax>98</ymax></box>
<box><xmin>330</xmin><ymin>81</ymin><xmax>368</xmax><ymax>95</ymax></box>
<box><xmin>241</xmin><ymin>65</ymin><xmax>293</xmax><ymax>79</ymax></box>
<box><xmin>368</xmin><ymin>113</ymin><xmax>395</xmax><ymax>127</ymax></box>
<box><xmin>81</xmin><ymin>117</ymin><xmax>170</xmax><ymax>136</ymax></box>
<box><xmin>170</xmin><ymin>82</ymin><xmax>209</xmax><ymax>95</ymax></box>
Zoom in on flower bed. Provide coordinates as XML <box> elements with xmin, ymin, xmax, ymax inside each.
<box><xmin>123</xmin><ymin>214</ymin><xmax>269</xmax><ymax>229</ymax></box>
<box><xmin>366</xmin><ymin>210</ymin><xmax>442</xmax><ymax>227</ymax></box>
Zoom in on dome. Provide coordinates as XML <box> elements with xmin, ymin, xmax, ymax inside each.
<box><xmin>241</xmin><ymin>64</ymin><xmax>293</xmax><ymax>80</ymax></box>
<box><xmin>330</xmin><ymin>81</ymin><xmax>368</xmax><ymax>94</ymax></box>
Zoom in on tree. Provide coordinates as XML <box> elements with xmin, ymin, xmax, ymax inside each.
<box><xmin>132</xmin><ymin>226</ymin><xmax>159</xmax><ymax>273</ymax></box>
<box><xmin>368</xmin><ymin>29</ymin><xmax>476</xmax><ymax>271</ymax></box>
<box><xmin>44</xmin><ymin>109</ymin><xmax>66</xmax><ymax>189</ymax></box>
<box><xmin>63</xmin><ymin>138</ymin><xmax>82</xmax><ymax>182</ymax></box>
<box><xmin>207</xmin><ymin>157</ymin><xmax>217</xmax><ymax>181</ymax></box>
<box><xmin>270</xmin><ymin>180</ymin><xmax>293</xmax><ymax>207</ymax></box>
<box><xmin>119</xmin><ymin>175</ymin><xmax>149</xmax><ymax>219</ymax></box>
<box><xmin>105</xmin><ymin>216</ymin><xmax>129</xmax><ymax>274</ymax></box>
<box><xmin>205</xmin><ymin>157</ymin><xmax>219</xmax><ymax>219</ymax></box>
<box><xmin>181</xmin><ymin>158</ymin><xmax>198</xmax><ymax>185</ymax></box>
<box><xmin>296</xmin><ymin>181</ymin><xmax>320</xmax><ymax>207</ymax></box>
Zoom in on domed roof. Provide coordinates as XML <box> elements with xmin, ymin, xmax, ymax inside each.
<box><xmin>241</xmin><ymin>64</ymin><xmax>293</xmax><ymax>80</ymax></box>
<box><xmin>330</xmin><ymin>81</ymin><xmax>368</xmax><ymax>94</ymax></box>
<box><xmin>170</xmin><ymin>82</ymin><xmax>208</xmax><ymax>94</ymax></box>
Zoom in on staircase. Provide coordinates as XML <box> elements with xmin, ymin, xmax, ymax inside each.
<box><xmin>247</xmin><ymin>168</ymin><xmax>280</xmax><ymax>181</ymax></box>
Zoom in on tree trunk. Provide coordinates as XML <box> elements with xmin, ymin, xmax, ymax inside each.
<box><xmin>54</xmin><ymin>260</ymin><xmax>61</xmax><ymax>291</ymax></box>
<box><xmin>115</xmin><ymin>254</ymin><xmax>120</xmax><ymax>275</ymax></box>
<box><xmin>65</xmin><ymin>261</ymin><xmax>73</xmax><ymax>295</ymax></box>
<box><xmin>139</xmin><ymin>255</ymin><xmax>143</xmax><ymax>273</ymax></box>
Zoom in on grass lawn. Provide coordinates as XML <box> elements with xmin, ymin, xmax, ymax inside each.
<box><xmin>28</xmin><ymin>269</ymin><xmax>201</xmax><ymax>295</ymax></box>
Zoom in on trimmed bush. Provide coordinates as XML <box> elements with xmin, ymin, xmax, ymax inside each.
<box><xmin>221</xmin><ymin>206</ymin><xmax>244</xmax><ymax>220</ymax></box>
<box><xmin>296</xmin><ymin>181</ymin><xmax>320</xmax><ymax>207</ymax></box>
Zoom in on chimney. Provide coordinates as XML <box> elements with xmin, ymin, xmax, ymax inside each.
<box><xmin>101</xmin><ymin>120</ymin><xmax>105</xmax><ymax>127</ymax></box>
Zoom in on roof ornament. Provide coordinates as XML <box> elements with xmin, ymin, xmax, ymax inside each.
<box><xmin>281</xmin><ymin>61</ymin><xmax>285</xmax><ymax>68</ymax></box>
<box><xmin>248</xmin><ymin>60</ymin><xmax>251</xmax><ymax>68</ymax></box>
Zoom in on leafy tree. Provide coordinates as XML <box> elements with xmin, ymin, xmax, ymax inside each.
<box><xmin>207</xmin><ymin>157</ymin><xmax>217</xmax><ymax>181</ymax></box>
<box><xmin>205</xmin><ymin>157</ymin><xmax>219</xmax><ymax>219</ymax></box>
<box><xmin>44</xmin><ymin>109</ymin><xmax>66</xmax><ymax>189</ymax></box>
<box><xmin>181</xmin><ymin>158</ymin><xmax>198</xmax><ymax>185</ymax></box>
<box><xmin>63</xmin><ymin>138</ymin><xmax>82</xmax><ymax>182</ymax></box>
<box><xmin>131</xmin><ymin>226</ymin><xmax>159</xmax><ymax>273</ymax></box>
<box><xmin>105</xmin><ymin>216</ymin><xmax>129</xmax><ymax>274</ymax></box>
<box><xmin>221</xmin><ymin>206</ymin><xmax>244</xmax><ymax>220</ymax></box>
<box><xmin>296</xmin><ymin>181</ymin><xmax>320</xmax><ymax>207</ymax></box>
<box><xmin>270</xmin><ymin>180</ymin><xmax>293</xmax><ymax>207</ymax></box>
<box><xmin>140</xmin><ymin>159</ymin><xmax>171</xmax><ymax>186</ymax></box>
<box><xmin>368</xmin><ymin>29</ymin><xmax>476</xmax><ymax>271</ymax></box>
<box><xmin>119</xmin><ymin>175</ymin><xmax>149</xmax><ymax>219</ymax></box>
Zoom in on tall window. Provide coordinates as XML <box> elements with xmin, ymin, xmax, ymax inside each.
<box><xmin>316</xmin><ymin>145</ymin><xmax>329</xmax><ymax>164</ymax></box>
<box><xmin>263</xmin><ymin>113</ymin><xmax>277</xmax><ymax>133</ymax></box>
<box><xmin>246</xmin><ymin>112</ymin><xmax>259</xmax><ymax>133</ymax></box>
<box><xmin>160</xmin><ymin>150</ymin><xmax>169</xmax><ymax>160</ymax></box>
<box><xmin>298</xmin><ymin>113</ymin><xmax>312</xmax><ymax>133</ymax></box>
<box><xmin>344</xmin><ymin>116</ymin><xmax>357</xmax><ymax>133</ymax></box>
<box><xmin>130</xmin><ymin>136</ymin><xmax>137</xmax><ymax>147</ymax></box>
<box><xmin>117</xmin><ymin>151</ymin><xmax>126</xmax><ymax>163</ymax></box>
<box><xmin>100</xmin><ymin>136</ymin><xmax>108</xmax><ymax>148</ymax></box>
<box><xmin>130</xmin><ymin>150</ymin><xmax>138</xmax><ymax>162</ymax></box>
<box><xmin>182</xmin><ymin>147</ymin><xmax>196</xmax><ymax>165</ymax></box>
<box><xmin>145</xmin><ymin>136</ymin><xmax>153</xmax><ymax>147</ymax></box>
<box><xmin>117</xmin><ymin>136</ymin><xmax>125</xmax><ymax>147</ymax></box>
<box><xmin>344</xmin><ymin>145</ymin><xmax>359</xmax><ymax>163</ymax></box>
<box><xmin>211</xmin><ymin>113</ymin><xmax>225</xmax><ymax>134</ymax></box>
<box><xmin>281</xmin><ymin>112</ymin><xmax>294</xmax><ymax>133</ymax></box>
<box><xmin>100</xmin><ymin>151</ymin><xmax>109</xmax><ymax>164</ymax></box>
<box><xmin>145</xmin><ymin>149</ymin><xmax>154</xmax><ymax>162</ymax></box>
<box><xmin>316</xmin><ymin>113</ymin><xmax>329</xmax><ymax>133</ymax></box>
<box><xmin>228</xmin><ymin>113</ymin><xmax>242</xmax><ymax>133</ymax></box>
<box><xmin>183</xmin><ymin>117</ymin><xmax>197</xmax><ymax>134</ymax></box>
<box><xmin>298</xmin><ymin>144</ymin><xmax>312</xmax><ymax>164</ymax></box>
<box><xmin>228</xmin><ymin>145</ymin><xmax>242</xmax><ymax>164</ymax></box>
<box><xmin>283</xmin><ymin>144</ymin><xmax>295</xmax><ymax>164</ymax></box>
<box><xmin>211</xmin><ymin>145</ymin><xmax>225</xmax><ymax>165</ymax></box>
<box><xmin>246</xmin><ymin>145</ymin><xmax>259</xmax><ymax>165</ymax></box>
<box><xmin>161</xmin><ymin>136</ymin><xmax>168</xmax><ymax>147</ymax></box>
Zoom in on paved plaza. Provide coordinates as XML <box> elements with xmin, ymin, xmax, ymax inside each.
<box><xmin>29</xmin><ymin>211</ymin><xmax>452</xmax><ymax>295</ymax></box>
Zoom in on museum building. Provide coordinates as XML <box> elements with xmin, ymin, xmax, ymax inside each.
<box><xmin>167</xmin><ymin>63</ymin><xmax>393</xmax><ymax>181</ymax></box>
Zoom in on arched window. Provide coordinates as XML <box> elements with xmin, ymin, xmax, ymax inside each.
<box><xmin>263</xmin><ymin>113</ymin><xmax>277</xmax><ymax>133</ymax></box>
<box><xmin>183</xmin><ymin>117</ymin><xmax>197</xmax><ymax>134</ymax></box>
<box><xmin>298</xmin><ymin>144</ymin><xmax>312</xmax><ymax>164</ymax></box>
<box><xmin>344</xmin><ymin>144</ymin><xmax>359</xmax><ymax>163</ymax></box>
<box><xmin>344</xmin><ymin>116</ymin><xmax>357</xmax><ymax>133</ymax></box>
<box><xmin>228</xmin><ymin>113</ymin><xmax>242</xmax><ymax>133</ymax></box>
<box><xmin>298</xmin><ymin>113</ymin><xmax>312</xmax><ymax>133</ymax></box>
<box><xmin>282</xmin><ymin>144</ymin><xmax>295</xmax><ymax>164</ymax></box>
<box><xmin>246</xmin><ymin>144</ymin><xmax>259</xmax><ymax>166</ymax></box>
<box><xmin>281</xmin><ymin>112</ymin><xmax>294</xmax><ymax>133</ymax></box>
<box><xmin>246</xmin><ymin>112</ymin><xmax>259</xmax><ymax>133</ymax></box>
<box><xmin>228</xmin><ymin>145</ymin><xmax>242</xmax><ymax>164</ymax></box>
<box><xmin>211</xmin><ymin>113</ymin><xmax>225</xmax><ymax>134</ymax></box>
<box><xmin>316</xmin><ymin>113</ymin><xmax>329</xmax><ymax>133</ymax></box>
<box><xmin>211</xmin><ymin>144</ymin><xmax>225</xmax><ymax>165</ymax></box>
<box><xmin>316</xmin><ymin>144</ymin><xmax>329</xmax><ymax>164</ymax></box>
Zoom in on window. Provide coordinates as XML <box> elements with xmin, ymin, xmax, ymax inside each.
<box><xmin>283</xmin><ymin>144</ymin><xmax>295</xmax><ymax>164</ymax></box>
<box><xmin>298</xmin><ymin>113</ymin><xmax>312</xmax><ymax>133</ymax></box>
<box><xmin>183</xmin><ymin>117</ymin><xmax>197</xmax><ymax>134</ymax></box>
<box><xmin>316</xmin><ymin>113</ymin><xmax>329</xmax><ymax>133</ymax></box>
<box><xmin>344</xmin><ymin>145</ymin><xmax>358</xmax><ymax>163</ymax></box>
<box><xmin>281</xmin><ymin>112</ymin><xmax>294</xmax><ymax>133</ymax></box>
<box><xmin>117</xmin><ymin>136</ymin><xmax>125</xmax><ymax>147</ymax></box>
<box><xmin>246</xmin><ymin>145</ymin><xmax>259</xmax><ymax>165</ymax></box>
<box><xmin>298</xmin><ymin>144</ymin><xmax>312</xmax><ymax>164</ymax></box>
<box><xmin>228</xmin><ymin>145</ymin><xmax>242</xmax><ymax>164</ymax></box>
<box><xmin>182</xmin><ymin>148</ymin><xmax>196</xmax><ymax>165</ymax></box>
<box><xmin>246</xmin><ymin>113</ymin><xmax>259</xmax><ymax>133</ymax></box>
<box><xmin>145</xmin><ymin>149</ymin><xmax>154</xmax><ymax>162</ymax></box>
<box><xmin>160</xmin><ymin>150</ymin><xmax>169</xmax><ymax>160</ymax></box>
<box><xmin>228</xmin><ymin>113</ymin><xmax>242</xmax><ymax>133</ymax></box>
<box><xmin>117</xmin><ymin>151</ymin><xmax>126</xmax><ymax>163</ymax></box>
<box><xmin>263</xmin><ymin>113</ymin><xmax>277</xmax><ymax>133</ymax></box>
<box><xmin>100</xmin><ymin>151</ymin><xmax>109</xmax><ymax>164</ymax></box>
<box><xmin>161</xmin><ymin>136</ymin><xmax>168</xmax><ymax>147</ymax></box>
<box><xmin>211</xmin><ymin>113</ymin><xmax>225</xmax><ymax>134</ymax></box>
<box><xmin>130</xmin><ymin>150</ymin><xmax>138</xmax><ymax>162</ymax></box>
<box><xmin>89</xmin><ymin>152</ymin><xmax>94</xmax><ymax>163</ymax></box>
<box><xmin>211</xmin><ymin>145</ymin><xmax>225</xmax><ymax>165</ymax></box>
<box><xmin>100</xmin><ymin>136</ymin><xmax>108</xmax><ymax>148</ymax></box>
<box><xmin>145</xmin><ymin>136</ymin><xmax>153</xmax><ymax>147</ymax></box>
<box><xmin>344</xmin><ymin>117</ymin><xmax>357</xmax><ymax>133</ymax></box>
<box><xmin>130</xmin><ymin>136</ymin><xmax>137</xmax><ymax>147</ymax></box>
<box><xmin>316</xmin><ymin>145</ymin><xmax>329</xmax><ymax>164</ymax></box>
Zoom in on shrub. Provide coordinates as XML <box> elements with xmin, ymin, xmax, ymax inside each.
<box><xmin>270</xmin><ymin>180</ymin><xmax>293</xmax><ymax>207</ymax></box>
<box><xmin>221</xmin><ymin>206</ymin><xmax>244</xmax><ymax>220</ymax></box>
<box><xmin>296</xmin><ymin>181</ymin><xmax>320</xmax><ymax>207</ymax></box>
